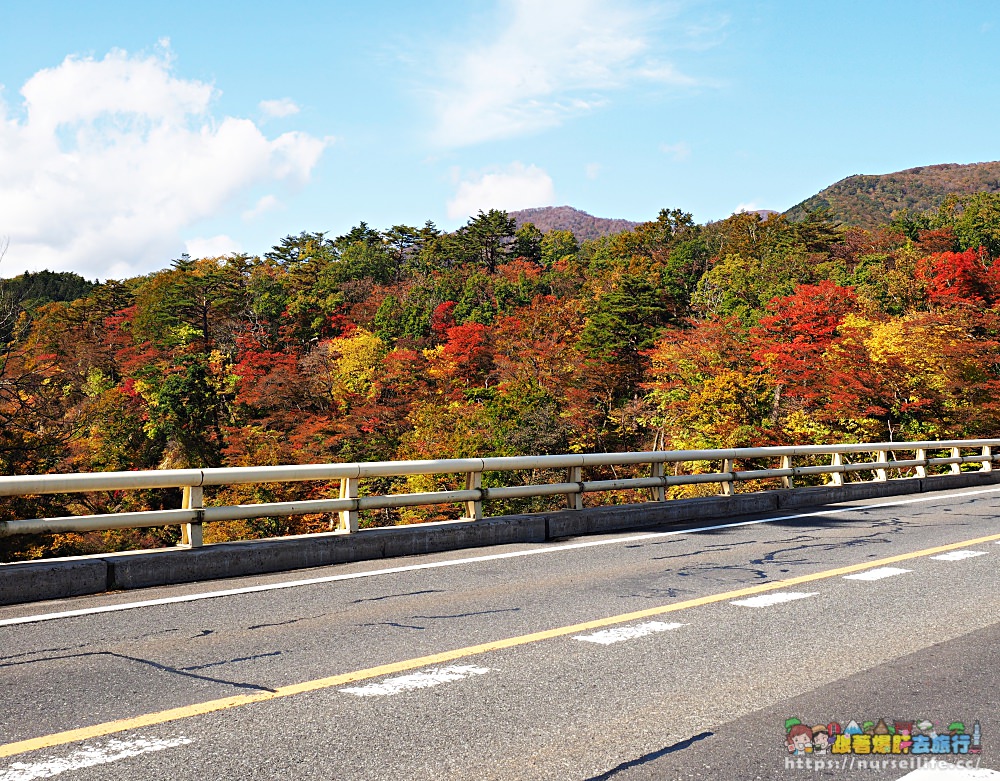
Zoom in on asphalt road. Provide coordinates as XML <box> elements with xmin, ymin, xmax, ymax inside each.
<box><xmin>2</xmin><ymin>485</ymin><xmax>1000</xmax><ymax>780</ymax></box>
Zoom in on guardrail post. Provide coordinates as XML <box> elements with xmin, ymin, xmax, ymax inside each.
<box><xmin>874</xmin><ymin>451</ymin><xmax>888</xmax><ymax>482</ymax></box>
<box><xmin>463</xmin><ymin>471</ymin><xmax>483</xmax><ymax>520</ymax></box>
<box><xmin>721</xmin><ymin>458</ymin><xmax>735</xmax><ymax>496</ymax></box>
<box><xmin>915</xmin><ymin>448</ymin><xmax>927</xmax><ymax>478</ymax></box>
<box><xmin>651</xmin><ymin>461</ymin><xmax>666</xmax><ymax>502</ymax></box>
<box><xmin>567</xmin><ymin>466</ymin><xmax>584</xmax><ymax>510</ymax></box>
<box><xmin>338</xmin><ymin>477</ymin><xmax>359</xmax><ymax>532</ymax></box>
<box><xmin>982</xmin><ymin>446</ymin><xmax>993</xmax><ymax>472</ymax></box>
<box><xmin>780</xmin><ymin>455</ymin><xmax>793</xmax><ymax>489</ymax></box>
<box><xmin>180</xmin><ymin>486</ymin><xmax>204</xmax><ymax>547</ymax></box>
<box><xmin>951</xmin><ymin>446</ymin><xmax>963</xmax><ymax>475</ymax></box>
<box><xmin>829</xmin><ymin>452</ymin><xmax>844</xmax><ymax>486</ymax></box>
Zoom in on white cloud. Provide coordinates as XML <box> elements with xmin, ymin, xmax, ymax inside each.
<box><xmin>735</xmin><ymin>201</ymin><xmax>760</xmax><ymax>214</ymax></box>
<box><xmin>446</xmin><ymin>162</ymin><xmax>555</xmax><ymax>220</ymax></box>
<box><xmin>259</xmin><ymin>98</ymin><xmax>300</xmax><ymax>118</ymax></box>
<box><xmin>0</xmin><ymin>45</ymin><xmax>329</xmax><ymax>280</ymax></box>
<box><xmin>429</xmin><ymin>0</ymin><xmax>706</xmax><ymax>146</ymax></box>
<box><xmin>585</xmin><ymin>162</ymin><xmax>602</xmax><ymax>180</ymax></box>
<box><xmin>242</xmin><ymin>194</ymin><xmax>281</xmax><ymax>221</ymax></box>
<box><xmin>660</xmin><ymin>141</ymin><xmax>691</xmax><ymax>161</ymax></box>
<box><xmin>185</xmin><ymin>234</ymin><xmax>241</xmax><ymax>258</ymax></box>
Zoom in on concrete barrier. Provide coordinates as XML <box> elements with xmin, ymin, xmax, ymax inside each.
<box><xmin>0</xmin><ymin>557</ymin><xmax>108</xmax><ymax>605</ymax></box>
<box><xmin>544</xmin><ymin>491</ymin><xmax>780</xmax><ymax>538</ymax></box>
<box><xmin>105</xmin><ymin>514</ymin><xmax>546</xmax><ymax>591</ymax></box>
<box><xmin>2</xmin><ymin>471</ymin><xmax>998</xmax><ymax>606</ymax></box>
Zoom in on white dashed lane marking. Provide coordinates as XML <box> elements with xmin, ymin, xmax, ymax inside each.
<box><xmin>574</xmin><ymin>621</ymin><xmax>685</xmax><ymax>645</ymax></box>
<box><xmin>930</xmin><ymin>550</ymin><xmax>987</xmax><ymax>561</ymax></box>
<box><xmin>843</xmin><ymin>567</ymin><xmax>912</xmax><ymax>581</ymax></box>
<box><xmin>0</xmin><ymin>736</ymin><xmax>192</xmax><ymax>781</ymax></box>
<box><xmin>730</xmin><ymin>591</ymin><xmax>818</xmax><ymax>608</ymax></box>
<box><xmin>339</xmin><ymin>665</ymin><xmax>490</xmax><ymax>697</ymax></box>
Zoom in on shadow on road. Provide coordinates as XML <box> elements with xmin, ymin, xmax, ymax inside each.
<box><xmin>584</xmin><ymin>731</ymin><xmax>714</xmax><ymax>780</ymax></box>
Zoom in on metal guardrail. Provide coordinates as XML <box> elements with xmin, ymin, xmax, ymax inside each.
<box><xmin>0</xmin><ymin>440</ymin><xmax>997</xmax><ymax>547</ymax></box>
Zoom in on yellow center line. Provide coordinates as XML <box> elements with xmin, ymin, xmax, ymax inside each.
<box><xmin>3</xmin><ymin>529</ymin><xmax>1000</xmax><ymax>759</ymax></box>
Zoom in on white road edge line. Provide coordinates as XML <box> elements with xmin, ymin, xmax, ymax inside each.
<box><xmin>339</xmin><ymin>665</ymin><xmax>490</xmax><ymax>697</ymax></box>
<box><xmin>930</xmin><ymin>550</ymin><xmax>987</xmax><ymax>561</ymax></box>
<box><xmin>574</xmin><ymin>621</ymin><xmax>685</xmax><ymax>645</ymax></box>
<box><xmin>730</xmin><ymin>591</ymin><xmax>818</xmax><ymax>608</ymax></box>
<box><xmin>843</xmin><ymin>567</ymin><xmax>912</xmax><ymax>581</ymax></box>
<box><xmin>3</xmin><ymin>486</ymin><xmax>1000</xmax><ymax>628</ymax></box>
<box><xmin>0</xmin><ymin>736</ymin><xmax>192</xmax><ymax>781</ymax></box>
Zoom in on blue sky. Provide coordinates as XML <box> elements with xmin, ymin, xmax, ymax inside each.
<box><xmin>2</xmin><ymin>0</ymin><xmax>999</xmax><ymax>279</ymax></box>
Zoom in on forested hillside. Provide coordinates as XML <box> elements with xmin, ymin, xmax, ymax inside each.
<box><xmin>785</xmin><ymin>161</ymin><xmax>1000</xmax><ymax>227</ymax></box>
<box><xmin>509</xmin><ymin>206</ymin><xmax>639</xmax><ymax>240</ymax></box>
<box><xmin>3</xmin><ymin>196</ymin><xmax>1000</xmax><ymax>561</ymax></box>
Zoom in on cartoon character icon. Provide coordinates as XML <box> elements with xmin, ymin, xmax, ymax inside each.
<box><xmin>787</xmin><ymin>724</ymin><xmax>814</xmax><ymax>755</ymax></box>
<box><xmin>812</xmin><ymin>725</ymin><xmax>831</xmax><ymax>754</ymax></box>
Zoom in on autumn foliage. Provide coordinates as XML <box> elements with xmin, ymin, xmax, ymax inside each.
<box><xmin>3</xmin><ymin>200</ymin><xmax>1000</xmax><ymax>559</ymax></box>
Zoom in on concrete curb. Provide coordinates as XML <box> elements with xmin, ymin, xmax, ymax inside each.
<box><xmin>0</xmin><ymin>557</ymin><xmax>108</xmax><ymax>606</ymax></box>
<box><xmin>106</xmin><ymin>514</ymin><xmax>547</xmax><ymax>591</ymax></box>
<box><xmin>2</xmin><ymin>471</ymin><xmax>998</xmax><ymax>606</ymax></box>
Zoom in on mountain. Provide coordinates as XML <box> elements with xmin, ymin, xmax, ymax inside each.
<box><xmin>784</xmin><ymin>161</ymin><xmax>1000</xmax><ymax>228</ymax></box>
<box><xmin>0</xmin><ymin>270</ymin><xmax>95</xmax><ymax>308</ymax></box>
<box><xmin>509</xmin><ymin>206</ymin><xmax>640</xmax><ymax>241</ymax></box>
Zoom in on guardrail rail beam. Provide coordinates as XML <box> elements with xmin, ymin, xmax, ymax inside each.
<box><xmin>2</xmin><ymin>439</ymin><xmax>999</xmax><ymax>546</ymax></box>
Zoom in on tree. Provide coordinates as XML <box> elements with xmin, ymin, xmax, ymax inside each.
<box><xmin>578</xmin><ymin>274</ymin><xmax>672</xmax><ymax>396</ymax></box>
<box><xmin>540</xmin><ymin>230</ymin><xmax>579</xmax><ymax>267</ymax></box>
<box><xmin>0</xmin><ymin>270</ymin><xmax>95</xmax><ymax>343</ymax></box>
<box><xmin>645</xmin><ymin>317</ymin><xmax>775</xmax><ymax>449</ymax></box>
<box><xmin>435</xmin><ymin>321</ymin><xmax>494</xmax><ymax>391</ymax></box>
<box><xmin>327</xmin><ymin>240</ymin><xmax>394</xmax><ymax>285</ymax></box>
<box><xmin>383</xmin><ymin>224</ymin><xmax>421</xmax><ymax>279</ymax></box>
<box><xmin>657</xmin><ymin>237</ymin><xmax>710</xmax><ymax>316</ymax></box>
<box><xmin>142</xmin><ymin>353</ymin><xmax>227</xmax><ymax>468</ymax></box>
<box><xmin>916</xmin><ymin>248</ymin><xmax>993</xmax><ymax>308</ymax></box>
<box><xmin>334</xmin><ymin>222</ymin><xmax>382</xmax><ymax>252</ymax></box>
<box><xmin>265</xmin><ymin>231</ymin><xmax>336</xmax><ymax>266</ymax></box>
<box><xmin>512</xmin><ymin>223</ymin><xmax>543</xmax><ymax>263</ymax></box>
<box><xmin>942</xmin><ymin>192</ymin><xmax>1000</xmax><ymax>258</ymax></box>
<box><xmin>430</xmin><ymin>301</ymin><xmax>457</xmax><ymax>339</ymax></box>
<box><xmin>462</xmin><ymin>209</ymin><xmax>516</xmax><ymax>273</ymax></box>
<box><xmin>691</xmin><ymin>249</ymin><xmax>820</xmax><ymax>322</ymax></box>
<box><xmin>751</xmin><ymin>281</ymin><xmax>858</xmax><ymax>406</ymax></box>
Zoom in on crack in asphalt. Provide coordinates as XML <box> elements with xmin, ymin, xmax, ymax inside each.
<box><xmin>748</xmin><ymin>531</ymin><xmax>895</xmax><ymax>568</ymax></box>
<box><xmin>0</xmin><ymin>650</ymin><xmax>278</xmax><ymax>692</ymax></box>
<box><xmin>247</xmin><ymin>618</ymin><xmax>310</xmax><ymax>630</ymax></box>
<box><xmin>412</xmin><ymin>608</ymin><xmax>521</xmax><ymax>620</ymax></box>
<box><xmin>0</xmin><ymin>627</ymin><xmax>182</xmax><ymax>663</ymax></box>
<box><xmin>350</xmin><ymin>589</ymin><xmax>444</xmax><ymax>604</ymax></box>
<box><xmin>650</xmin><ymin>539</ymin><xmax>759</xmax><ymax>561</ymax></box>
<box><xmin>182</xmin><ymin>651</ymin><xmax>283</xmax><ymax>671</ymax></box>
<box><xmin>676</xmin><ymin>564</ymin><xmax>771</xmax><ymax>581</ymax></box>
<box><xmin>358</xmin><ymin>621</ymin><xmax>426</xmax><ymax>630</ymax></box>
<box><xmin>620</xmin><ymin>586</ymin><xmax>691</xmax><ymax>600</ymax></box>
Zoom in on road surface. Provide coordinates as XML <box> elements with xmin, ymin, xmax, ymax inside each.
<box><xmin>2</xmin><ymin>485</ymin><xmax>999</xmax><ymax>780</ymax></box>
